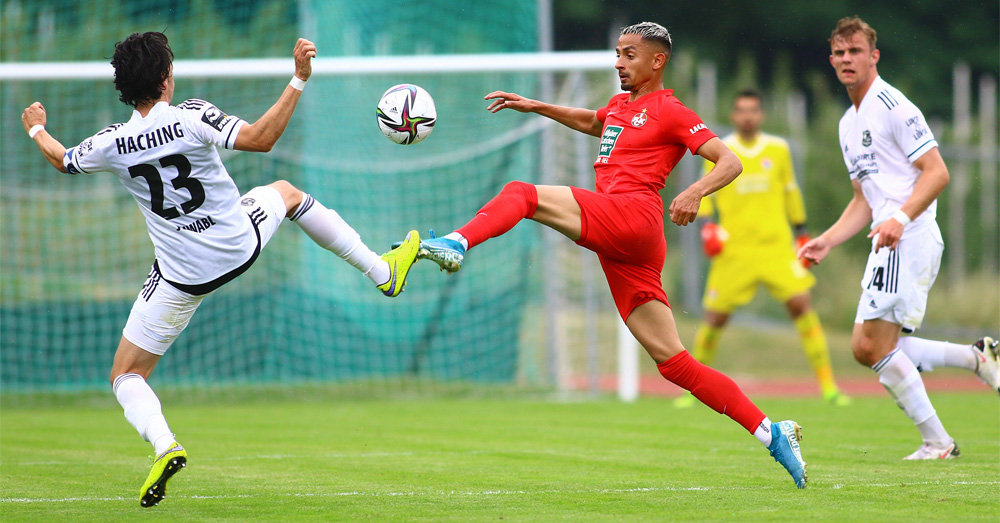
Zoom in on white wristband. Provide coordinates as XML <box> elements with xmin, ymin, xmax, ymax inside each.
<box><xmin>28</xmin><ymin>124</ymin><xmax>45</xmax><ymax>139</ymax></box>
<box><xmin>891</xmin><ymin>209</ymin><xmax>911</xmax><ymax>227</ymax></box>
<box><xmin>289</xmin><ymin>76</ymin><xmax>306</xmax><ymax>91</ymax></box>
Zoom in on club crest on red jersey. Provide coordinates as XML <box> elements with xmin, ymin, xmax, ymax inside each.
<box><xmin>631</xmin><ymin>109</ymin><xmax>648</xmax><ymax>127</ymax></box>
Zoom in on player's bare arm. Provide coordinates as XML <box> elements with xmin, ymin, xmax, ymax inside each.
<box><xmin>22</xmin><ymin>102</ymin><xmax>68</xmax><ymax>173</ymax></box>
<box><xmin>866</xmin><ymin>147</ymin><xmax>949</xmax><ymax>252</ymax></box>
<box><xmin>234</xmin><ymin>38</ymin><xmax>316</xmax><ymax>153</ymax></box>
<box><xmin>668</xmin><ymin>137</ymin><xmax>742</xmax><ymax>226</ymax></box>
<box><xmin>798</xmin><ymin>180</ymin><xmax>872</xmax><ymax>264</ymax></box>
<box><xmin>484</xmin><ymin>91</ymin><xmax>602</xmax><ymax>137</ymax></box>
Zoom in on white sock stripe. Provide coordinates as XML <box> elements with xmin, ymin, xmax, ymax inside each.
<box><xmin>290</xmin><ymin>194</ymin><xmax>315</xmax><ymax>221</ymax></box>
<box><xmin>871</xmin><ymin>348</ymin><xmax>900</xmax><ymax>373</ymax></box>
<box><xmin>112</xmin><ymin>372</ymin><xmax>143</xmax><ymax>394</ymax></box>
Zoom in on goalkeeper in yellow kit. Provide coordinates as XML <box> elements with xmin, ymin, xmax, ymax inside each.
<box><xmin>676</xmin><ymin>89</ymin><xmax>849</xmax><ymax>407</ymax></box>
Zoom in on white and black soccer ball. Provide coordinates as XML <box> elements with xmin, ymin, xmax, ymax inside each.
<box><xmin>376</xmin><ymin>84</ymin><xmax>436</xmax><ymax>145</ymax></box>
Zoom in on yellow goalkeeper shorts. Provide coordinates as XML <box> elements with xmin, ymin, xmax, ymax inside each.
<box><xmin>703</xmin><ymin>246</ymin><xmax>815</xmax><ymax>314</ymax></box>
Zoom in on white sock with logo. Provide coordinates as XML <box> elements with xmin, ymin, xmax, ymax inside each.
<box><xmin>754</xmin><ymin>416</ymin><xmax>773</xmax><ymax>447</ymax></box>
<box><xmin>290</xmin><ymin>194</ymin><xmax>388</xmax><ymax>285</ymax></box>
<box><xmin>113</xmin><ymin>373</ymin><xmax>177</xmax><ymax>456</ymax></box>
<box><xmin>897</xmin><ymin>336</ymin><xmax>976</xmax><ymax>372</ymax></box>
<box><xmin>873</xmin><ymin>349</ymin><xmax>951</xmax><ymax>446</ymax></box>
<box><xmin>443</xmin><ymin>232</ymin><xmax>469</xmax><ymax>250</ymax></box>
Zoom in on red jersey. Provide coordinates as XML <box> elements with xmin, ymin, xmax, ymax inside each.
<box><xmin>594</xmin><ymin>90</ymin><xmax>716</xmax><ymax>195</ymax></box>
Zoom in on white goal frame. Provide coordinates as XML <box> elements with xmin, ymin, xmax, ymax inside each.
<box><xmin>0</xmin><ymin>50</ymin><xmax>642</xmax><ymax>402</ymax></box>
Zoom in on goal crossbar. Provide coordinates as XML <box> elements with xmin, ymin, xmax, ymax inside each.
<box><xmin>0</xmin><ymin>51</ymin><xmax>613</xmax><ymax>81</ymax></box>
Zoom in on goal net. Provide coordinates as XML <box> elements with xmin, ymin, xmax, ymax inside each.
<box><xmin>2</xmin><ymin>0</ymin><xmax>649</xmax><ymax>396</ymax></box>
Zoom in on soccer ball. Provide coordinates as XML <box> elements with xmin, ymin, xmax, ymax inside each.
<box><xmin>376</xmin><ymin>84</ymin><xmax>437</xmax><ymax>145</ymax></box>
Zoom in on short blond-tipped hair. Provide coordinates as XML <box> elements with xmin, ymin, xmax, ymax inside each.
<box><xmin>829</xmin><ymin>16</ymin><xmax>877</xmax><ymax>50</ymax></box>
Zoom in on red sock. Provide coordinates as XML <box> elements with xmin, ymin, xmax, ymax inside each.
<box><xmin>657</xmin><ymin>351</ymin><xmax>766</xmax><ymax>434</ymax></box>
<box><xmin>456</xmin><ymin>181</ymin><xmax>538</xmax><ymax>248</ymax></box>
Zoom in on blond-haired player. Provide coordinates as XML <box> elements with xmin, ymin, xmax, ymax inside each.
<box><xmin>799</xmin><ymin>16</ymin><xmax>999</xmax><ymax>460</ymax></box>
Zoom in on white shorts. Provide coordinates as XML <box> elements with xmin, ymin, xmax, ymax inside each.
<box><xmin>122</xmin><ymin>186</ymin><xmax>287</xmax><ymax>355</ymax></box>
<box><xmin>854</xmin><ymin>225</ymin><xmax>943</xmax><ymax>333</ymax></box>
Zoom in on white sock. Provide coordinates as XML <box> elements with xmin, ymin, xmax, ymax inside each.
<box><xmin>873</xmin><ymin>349</ymin><xmax>951</xmax><ymax>446</ymax></box>
<box><xmin>113</xmin><ymin>373</ymin><xmax>176</xmax><ymax>455</ymax></box>
<box><xmin>897</xmin><ymin>336</ymin><xmax>976</xmax><ymax>372</ymax></box>
<box><xmin>443</xmin><ymin>232</ymin><xmax>469</xmax><ymax>250</ymax></box>
<box><xmin>290</xmin><ymin>194</ymin><xmax>389</xmax><ymax>285</ymax></box>
<box><xmin>754</xmin><ymin>416</ymin><xmax>773</xmax><ymax>447</ymax></box>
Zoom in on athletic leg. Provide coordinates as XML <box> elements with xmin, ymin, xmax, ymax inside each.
<box><xmin>453</xmin><ymin>182</ymin><xmax>580</xmax><ymax>247</ymax></box>
<box><xmin>630</xmin><ymin>300</ymin><xmax>766</xmax><ymax>432</ymax></box>
<box><xmin>116</xmin><ymin>274</ymin><xmax>200</xmax><ymax>507</ymax></box>
<box><xmin>673</xmin><ymin>311</ymin><xmax>727</xmax><ymax>409</ymax></box>
<box><xmin>629</xmin><ymin>300</ymin><xmax>806</xmax><ymax>487</ymax></box>
<box><xmin>855</xmin><ymin>319</ymin><xmax>957</xmax><ymax>458</ymax></box>
<box><xmin>272</xmin><ymin>180</ymin><xmax>418</xmax><ymax>295</ymax></box>
<box><xmin>111</xmin><ymin>340</ymin><xmax>188</xmax><ymax>508</ymax></box>
<box><xmin>110</xmin><ymin>338</ymin><xmax>175</xmax><ymax>455</ymax></box>
<box><xmin>418</xmin><ymin>183</ymin><xmax>580</xmax><ymax>272</ymax></box>
<box><xmin>897</xmin><ymin>335</ymin><xmax>1000</xmax><ymax>393</ymax></box>
<box><xmin>786</xmin><ymin>293</ymin><xmax>846</xmax><ymax>403</ymax></box>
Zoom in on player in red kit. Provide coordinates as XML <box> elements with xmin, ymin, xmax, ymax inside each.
<box><xmin>405</xmin><ymin>21</ymin><xmax>807</xmax><ymax>488</ymax></box>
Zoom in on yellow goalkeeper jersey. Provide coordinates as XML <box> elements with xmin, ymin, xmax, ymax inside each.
<box><xmin>699</xmin><ymin>132</ymin><xmax>806</xmax><ymax>253</ymax></box>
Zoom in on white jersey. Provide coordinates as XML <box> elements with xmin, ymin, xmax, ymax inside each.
<box><xmin>838</xmin><ymin>76</ymin><xmax>939</xmax><ymax>238</ymax></box>
<box><xmin>64</xmin><ymin>99</ymin><xmax>256</xmax><ymax>292</ymax></box>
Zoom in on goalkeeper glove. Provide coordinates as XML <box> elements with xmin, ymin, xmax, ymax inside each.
<box><xmin>795</xmin><ymin>231</ymin><xmax>813</xmax><ymax>269</ymax></box>
<box><xmin>701</xmin><ymin>222</ymin><xmax>728</xmax><ymax>257</ymax></box>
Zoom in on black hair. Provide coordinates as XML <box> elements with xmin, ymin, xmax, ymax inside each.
<box><xmin>620</xmin><ymin>21</ymin><xmax>673</xmax><ymax>58</ymax></box>
<box><xmin>734</xmin><ymin>88</ymin><xmax>764</xmax><ymax>108</ymax></box>
<box><xmin>111</xmin><ymin>32</ymin><xmax>174</xmax><ymax>108</ymax></box>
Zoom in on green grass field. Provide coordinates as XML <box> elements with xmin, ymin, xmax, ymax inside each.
<box><xmin>2</xmin><ymin>392</ymin><xmax>998</xmax><ymax>521</ymax></box>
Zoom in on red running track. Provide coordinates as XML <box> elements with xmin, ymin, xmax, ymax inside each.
<box><xmin>568</xmin><ymin>373</ymin><xmax>989</xmax><ymax>398</ymax></box>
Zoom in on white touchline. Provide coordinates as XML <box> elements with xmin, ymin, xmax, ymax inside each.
<box><xmin>4</xmin><ymin>481</ymin><xmax>999</xmax><ymax>503</ymax></box>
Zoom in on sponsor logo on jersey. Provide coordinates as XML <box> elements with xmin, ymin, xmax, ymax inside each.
<box><xmin>78</xmin><ymin>137</ymin><xmax>94</xmax><ymax>158</ymax></box>
<box><xmin>761</xmin><ymin>158</ymin><xmax>773</xmax><ymax>170</ymax></box>
<box><xmin>631</xmin><ymin>109</ymin><xmax>648</xmax><ymax>127</ymax></box>
<box><xmin>689</xmin><ymin>123</ymin><xmax>707</xmax><ymax>135</ymax></box>
<box><xmin>115</xmin><ymin>122</ymin><xmax>184</xmax><ymax>155</ymax></box>
<box><xmin>849</xmin><ymin>151</ymin><xmax>878</xmax><ymax>180</ymax></box>
<box><xmin>241</xmin><ymin>197</ymin><xmax>256</xmax><ymax>206</ymax></box>
<box><xmin>905</xmin><ymin>115</ymin><xmax>929</xmax><ymax>140</ymax></box>
<box><xmin>176</xmin><ymin>215</ymin><xmax>217</xmax><ymax>233</ymax></box>
<box><xmin>598</xmin><ymin>125</ymin><xmax>624</xmax><ymax>162</ymax></box>
<box><xmin>862</xmin><ymin>130</ymin><xmax>872</xmax><ymax>147</ymax></box>
<box><xmin>201</xmin><ymin>106</ymin><xmax>232</xmax><ymax>132</ymax></box>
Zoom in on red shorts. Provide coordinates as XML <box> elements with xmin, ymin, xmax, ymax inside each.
<box><xmin>571</xmin><ymin>187</ymin><xmax>669</xmax><ymax>321</ymax></box>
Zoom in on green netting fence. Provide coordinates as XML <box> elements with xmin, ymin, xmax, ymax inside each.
<box><xmin>1</xmin><ymin>0</ymin><xmax>547</xmax><ymax>392</ymax></box>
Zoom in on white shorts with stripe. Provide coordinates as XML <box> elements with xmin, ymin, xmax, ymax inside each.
<box><xmin>122</xmin><ymin>185</ymin><xmax>287</xmax><ymax>355</ymax></box>
<box><xmin>854</xmin><ymin>224</ymin><xmax>943</xmax><ymax>333</ymax></box>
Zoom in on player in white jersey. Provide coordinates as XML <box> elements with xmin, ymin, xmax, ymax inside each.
<box><xmin>21</xmin><ymin>32</ymin><xmax>421</xmax><ymax>507</ymax></box>
<box><xmin>798</xmin><ymin>17</ymin><xmax>999</xmax><ymax>460</ymax></box>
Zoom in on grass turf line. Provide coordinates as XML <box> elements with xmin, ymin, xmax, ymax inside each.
<box><xmin>1</xmin><ymin>394</ymin><xmax>998</xmax><ymax>521</ymax></box>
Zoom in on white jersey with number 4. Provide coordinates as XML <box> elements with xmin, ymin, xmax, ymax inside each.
<box><xmin>64</xmin><ymin>99</ymin><xmax>255</xmax><ymax>289</ymax></box>
<box><xmin>838</xmin><ymin>76</ymin><xmax>939</xmax><ymax>239</ymax></box>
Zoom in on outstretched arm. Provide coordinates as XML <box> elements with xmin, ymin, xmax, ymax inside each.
<box><xmin>484</xmin><ymin>91</ymin><xmax>603</xmax><ymax>137</ymax></box>
<box><xmin>22</xmin><ymin>102</ymin><xmax>68</xmax><ymax>173</ymax></box>
<box><xmin>668</xmin><ymin>137</ymin><xmax>742</xmax><ymax>226</ymax></box>
<box><xmin>797</xmin><ymin>180</ymin><xmax>871</xmax><ymax>265</ymax></box>
<box><xmin>234</xmin><ymin>38</ymin><xmax>316</xmax><ymax>152</ymax></box>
